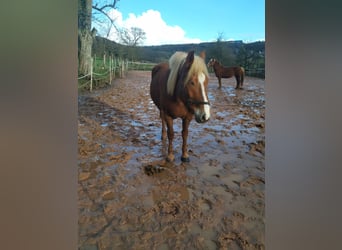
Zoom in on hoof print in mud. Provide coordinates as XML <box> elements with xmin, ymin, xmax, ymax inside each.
<box><xmin>143</xmin><ymin>164</ymin><xmax>165</xmax><ymax>176</ymax></box>
<box><xmin>157</xmin><ymin>201</ymin><xmax>180</xmax><ymax>217</ymax></box>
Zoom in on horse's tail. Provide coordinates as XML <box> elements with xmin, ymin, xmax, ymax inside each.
<box><xmin>240</xmin><ymin>67</ymin><xmax>245</xmax><ymax>85</ymax></box>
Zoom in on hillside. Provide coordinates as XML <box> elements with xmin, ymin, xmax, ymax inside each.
<box><xmin>92</xmin><ymin>36</ymin><xmax>265</xmax><ymax>77</ymax></box>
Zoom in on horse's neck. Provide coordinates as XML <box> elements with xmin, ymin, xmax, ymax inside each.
<box><xmin>174</xmin><ymin>79</ymin><xmax>187</xmax><ymax>102</ymax></box>
<box><xmin>213</xmin><ymin>64</ymin><xmax>221</xmax><ymax>75</ymax></box>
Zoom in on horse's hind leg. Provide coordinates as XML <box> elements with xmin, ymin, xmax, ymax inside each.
<box><xmin>240</xmin><ymin>74</ymin><xmax>243</xmax><ymax>88</ymax></box>
<box><xmin>235</xmin><ymin>75</ymin><xmax>241</xmax><ymax>89</ymax></box>
<box><xmin>240</xmin><ymin>69</ymin><xmax>244</xmax><ymax>88</ymax></box>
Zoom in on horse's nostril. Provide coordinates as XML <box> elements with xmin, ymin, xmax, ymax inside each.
<box><xmin>200</xmin><ymin>113</ymin><xmax>209</xmax><ymax>123</ymax></box>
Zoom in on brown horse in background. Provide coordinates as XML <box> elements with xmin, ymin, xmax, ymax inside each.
<box><xmin>207</xmin><ymin>58</ymin><xmax>245</xmax><ymax>89</ymax></box>
<box><xmin>150</xmin><ymin>51</ymin><xmax>210</xmax><ymax>162</ymax></box>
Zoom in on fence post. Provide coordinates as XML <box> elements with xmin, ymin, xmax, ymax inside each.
<box><xmin>90</xmin><ymin>57</ymin><xmax>93</xmax><ymax>92</ymax></box>
<box><xmin>113</xmin><ymin>58</ymin><xmax>116</xmax><ymax>78</ymax></box>
<box><xmin>121</xmin><ymin>59</ymin><xmax>125</xmax><ymax>78</ymax></box>
<box><xmin>109</xmin><ymin>55</ymin><xmax>112</xmax><ymax>84</ymax></box>
<box><xmin>112</xmin><ymin>55</ymin><xmax>114</xmax><ymax>80</ymax></box>
<box><xmin>119</xmin><ymin>58</ymin><xmax>122</xmax><ymax>78</ymax></box>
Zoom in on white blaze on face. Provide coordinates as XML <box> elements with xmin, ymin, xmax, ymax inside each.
<box><xmin>198</xmin><ymin>72</ymin><xmax>210</xmax><ymax>120</ymax></box>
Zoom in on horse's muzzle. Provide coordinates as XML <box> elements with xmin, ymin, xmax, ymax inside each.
<box><xmin>195</xmin><ymin>115</ymin><xmax>209</xmax><ymax>123</ymax></box>
<box><xmin>194</xmin><ymin>110</ymin><xmax>210</xmax><ymax>123</ymax></box>
<box><xmin>190</xmin><ymin>99</ymin><xmax>211</xmax><ymax>123</ymax></box>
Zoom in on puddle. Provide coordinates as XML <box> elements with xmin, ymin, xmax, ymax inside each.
<box><xmin>131</xmin><ymin>120</ymin><xmax>144</xmax><ymax>127</ymax></box>
<box><xmin>78</xmin><ymin>72</ymin><xmax>265</xmax><ymax>249</ymax></box>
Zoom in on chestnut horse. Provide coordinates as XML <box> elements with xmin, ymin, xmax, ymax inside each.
<box><xmin>207</xmin><ymin>58</ymin><xmax>245</xmax><ymax>89</ymax></box>
<box><xmin>150</xmin><ymin>51</ymin><xmax>210</xmax><ymax>162</ymax></box>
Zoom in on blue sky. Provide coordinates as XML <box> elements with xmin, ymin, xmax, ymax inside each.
<box><xmin>95</xmin><ymin>0</ymin><xmax>265</xmax><ymax>45</ymax></box>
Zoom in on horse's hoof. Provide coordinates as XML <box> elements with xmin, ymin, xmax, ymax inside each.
<box><xmin>181</xmin><ymin>156</ymin><xmax>190</xmax><ymax>162</ymax></box>
<box><xmin>166</xmin><ymin>155</ymin><xmax>175</xmax><ymax>162</ymax></box>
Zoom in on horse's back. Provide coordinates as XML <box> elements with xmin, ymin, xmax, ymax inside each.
<box><xmin>150</xmin><ymin>62</ymin><xmax>170</xmax><ymax>110</ymax></box>
<box><xmin>221</xmin><ymin>67</ymin><xmax>235</xmax><ymax>78</ymax></box>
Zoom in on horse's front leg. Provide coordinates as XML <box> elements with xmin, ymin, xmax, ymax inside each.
<box><xmin>165</xmin><ymin>115</ymin><xmax>175</xmax><ymax>162</ymax></box>
<box><xmin>181</xmin><ymin>118</ymin><xmax>191</xmax><ymax>162</ymax></box>
<box><xmin>160</xmin><ymin>110</ymin><xmax>167</xmax><ymax>140</ymax></box>
<box><xmin>218</xmin><ymin>77</ymin><xmax>222</xmax><ymax>89</ymax></box>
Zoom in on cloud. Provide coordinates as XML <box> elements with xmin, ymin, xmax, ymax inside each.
<box><xmin>106</xmin><ymin>9</ymin><xmax>202</xmax><ymax>46</ymax></box>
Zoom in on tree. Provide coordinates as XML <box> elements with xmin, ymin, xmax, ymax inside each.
<box><xmin>78</xmin><ymin>0</ymin><xmax>120</xmax><ymax>76</ymax></box>
<box><xmin>78</xmin><ymin>0</ymin><xmax>94</xmax><ymax>76</ymax></box>
<box><xmin>119</xmin><ymin>27</ymin><xmax>146</xmax><ymax>46</ymax></box>
<box><xmin>208</xmin><ymin>32</ymin><xmax>235</xmax><ymax>66</ymax></box>
<box><xmin>236</xmin><ymin>45</ymin><xmax>249</xmax><ymax>68</ymax></box>
<box><xmin>236</xmin><ymin>44</ymin><xmax>262</xmax><ymax>69</ymax></box>
<box><xmin>117</xmin><ymin>26</ymin><xmax>146</xmax><ymax>60</ymax></box>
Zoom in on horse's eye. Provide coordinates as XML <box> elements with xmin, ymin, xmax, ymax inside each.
<box><xmin>190</xmin><ymin>81</ymin><xmax>195</xmax><ymax>86</ymax></box>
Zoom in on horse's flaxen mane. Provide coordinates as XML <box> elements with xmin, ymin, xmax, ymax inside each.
<box><xmin>167</xmin><ymin>52</ymin><xmax>185</xmax><ymax>95</ymax></box>
<box><xmin>167</xmin><ymin>51</ymin><xmax>208</xmax><ymax>96</ymax></box>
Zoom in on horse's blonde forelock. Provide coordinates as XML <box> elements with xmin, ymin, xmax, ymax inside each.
<box><xmin>185</xmin><ymin>55</ymin><xmax>209</xmax><ymax>85</ymax></box>
<box><xmin>167</xmin><ymin>51</ymin><xmax>209</xmax><ymax>96</ymax></box>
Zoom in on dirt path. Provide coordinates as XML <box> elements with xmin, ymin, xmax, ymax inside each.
<box><xmin>78</xmin><ymin>70</ymin><xmax>265</xmax><ymax>250</ymax></box>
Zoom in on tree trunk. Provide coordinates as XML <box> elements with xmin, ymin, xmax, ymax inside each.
<box><xmin>78</xmin><ymin>0</ymin><xmax>93</xmax><ymax>76</ymax></box>
<box><xmin>78</xmin><ymin>29</ymin><xmax>94</xmax><ymax>76</ymax></box>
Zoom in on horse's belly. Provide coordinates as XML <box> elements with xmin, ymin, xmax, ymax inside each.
<box><xmin>222</xmin><ymin>73</ymin><xmax>233</xmax><ymax>78</ymax></box>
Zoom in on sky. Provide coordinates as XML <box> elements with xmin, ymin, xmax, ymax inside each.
<box><xmin>93</xmin><ymin>0</ymin><xmax>265</xmax><ymax>46</ymax></box>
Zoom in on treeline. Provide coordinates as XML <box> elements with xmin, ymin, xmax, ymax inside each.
<box><xmin>92</xmin><ymin>36</ymin><xmax>265</xmax><ymax>78</ymax></box>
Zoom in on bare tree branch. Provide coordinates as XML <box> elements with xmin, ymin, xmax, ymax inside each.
<box><xmin>93</xmin><ymin>0</ymin><xmax>119</xmax><ymax>11</ymax></box>
<box><xmin>92</xmin><ymin>1</ymin><xmax>119</xmax><ymax>24</ymax></box>
<box><xmin>91</xmin><ymin>0</ymin><xmax>121</xmax><ymax>38</ymax></box>
<box><xmin>119</xmin><ymin>27</ymin><xmax>146</xmax><ymax>46</ymax></box>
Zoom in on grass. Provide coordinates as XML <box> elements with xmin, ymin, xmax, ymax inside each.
<box><xmin>78</xmin><ymin>58</ymin><xmax>156</xmax><ymax>91</ymax></box>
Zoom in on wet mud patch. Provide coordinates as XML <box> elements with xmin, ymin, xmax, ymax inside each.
<box><xmin>78</xmin><ymin>71</ymin><xmax>265</xmax><ymax>249</ymax></box>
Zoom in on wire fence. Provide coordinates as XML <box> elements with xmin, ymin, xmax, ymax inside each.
<box><xmin>78</xmin><ymin>55</ymin><xmax>129</xmax><ymax>91</ymax></box>
<box><xmin>245</xmin><ymin>68</ymin><xmax>265</xmax><ymax>78</ymax></box>
<box><xmin>78</xmin><ymin>55</ymin><xmax>264</xmax><ymax>91</ymax></box>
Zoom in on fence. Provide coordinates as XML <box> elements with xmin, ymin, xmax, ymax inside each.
<box><xmin>78</xmin><ymin>55</ymin><xmax>129</xmax><ymax>91</ymax></box>
<box><xmin>78</xmin><ymin>57</ymin><xmax>264</xmax><ymax>91</ymax></box>
<box><xmin>127</xmin><ymin>61</ymin><xmax>156</xmax><ymax>71</ymax></box>
<box><xmin>245</xmin><ymin>68</ymin><xmax>265</xmax><ymax>79</ymax></box>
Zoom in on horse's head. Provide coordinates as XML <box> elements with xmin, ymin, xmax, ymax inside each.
<box><xmin>207</xmin><ymin>58</ymin><xmax>217</xmax><ymax>68</ymax></box>
<box><xmin>180</xmin><ymin>51</ymin><xmax>211</xmax><ymax>123</ymax></box>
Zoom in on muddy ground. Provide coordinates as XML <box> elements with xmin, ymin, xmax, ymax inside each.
<box><xmin>78</xmin><ymin>70</ymin><xmax>265</xmax><ymax>250</ymax></box>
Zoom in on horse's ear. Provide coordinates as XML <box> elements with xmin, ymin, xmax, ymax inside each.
<box><xmin>185</xmin><ymin>50</ymin><xmax>195</xmax><ymax>69</ymax></box>
<box><xmin>199</xmin><ymin>51</ymin><xmax>206</xmax><ymax>60</ymax></box>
